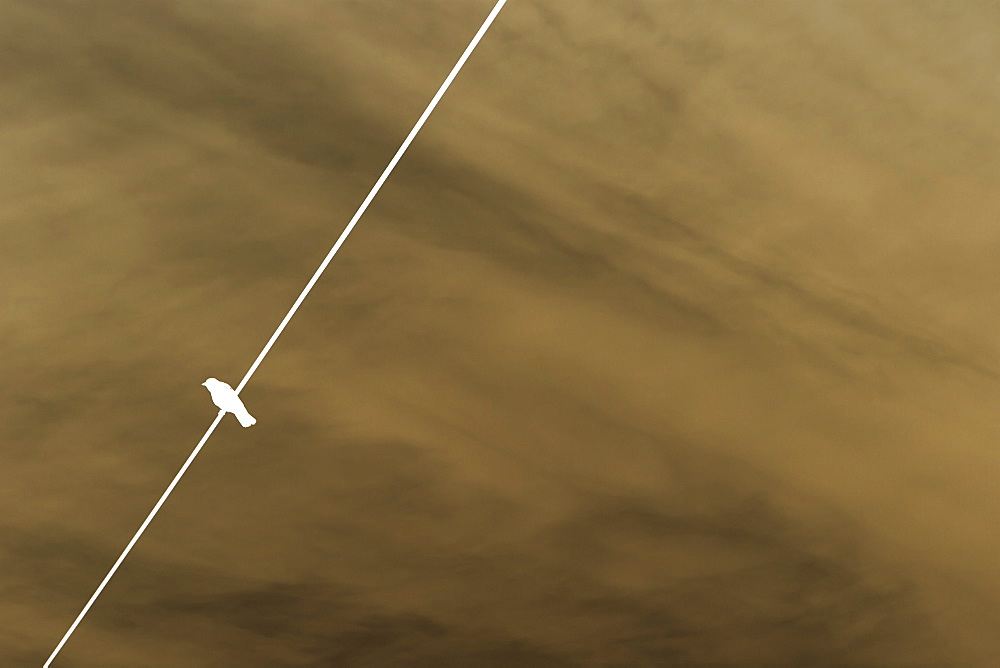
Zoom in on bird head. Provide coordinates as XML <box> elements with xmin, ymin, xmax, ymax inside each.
<box><xmin>202</xmin><ymin>378</ymin><xmax>218</xmax><ymax>387</ymax></box>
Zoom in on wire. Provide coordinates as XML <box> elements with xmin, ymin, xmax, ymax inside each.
<box><xmin>44</xmin><ymin>412</ymin><xmax>225</xmax><ymax>668</ymax></box>
<box><xmin>234</xmin><ymin>0</ymin><xmax>507</xmax><ymax>395</ymax></box>
<box><xmin>43</xmin><ymin>1</ymin><xmax>507</xmax><ymax>664</ymax></box>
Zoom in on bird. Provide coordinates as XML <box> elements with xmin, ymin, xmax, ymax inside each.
<box><xmin>201</xmin><ymin>378</ymin><xmax>257</xmax><ymax>427</ymax></box>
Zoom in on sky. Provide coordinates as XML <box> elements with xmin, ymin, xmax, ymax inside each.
<box><xmin>4</xmin><ymin>0</ymin><xmax>1000</xmax><ymax>665</ymax></box>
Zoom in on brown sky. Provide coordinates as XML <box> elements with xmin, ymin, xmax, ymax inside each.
<box><xmin>5</xmin><ymin>0</ymin><xmax>1000</xmax><ymax>665</ymax></box>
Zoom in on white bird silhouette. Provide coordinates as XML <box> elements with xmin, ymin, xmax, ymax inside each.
<box><xmin>201</xmin><ymin>378</ymin><xmax>256</xmax><ymax>427</ymax></box>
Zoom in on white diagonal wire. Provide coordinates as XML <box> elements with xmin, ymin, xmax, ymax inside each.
<box><xmin>44</xmin><ymin>1</ymin><xmax>507</xmax><ymax>665</ymax></box>
<box><xmin>235</xmin><ymin>0</ymin><xmax>507</xmax><ymax>395</ymax></box>
<box><xmin>43</xmin><ymin>411</ymin><xmax>226</xmax><ymax>668</ymax></box>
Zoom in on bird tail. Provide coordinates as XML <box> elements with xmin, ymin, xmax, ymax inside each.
<box><xmin>235</xmin><ymin>408</ymin><xmax>257</xmax><ymax>428</ymax></box>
